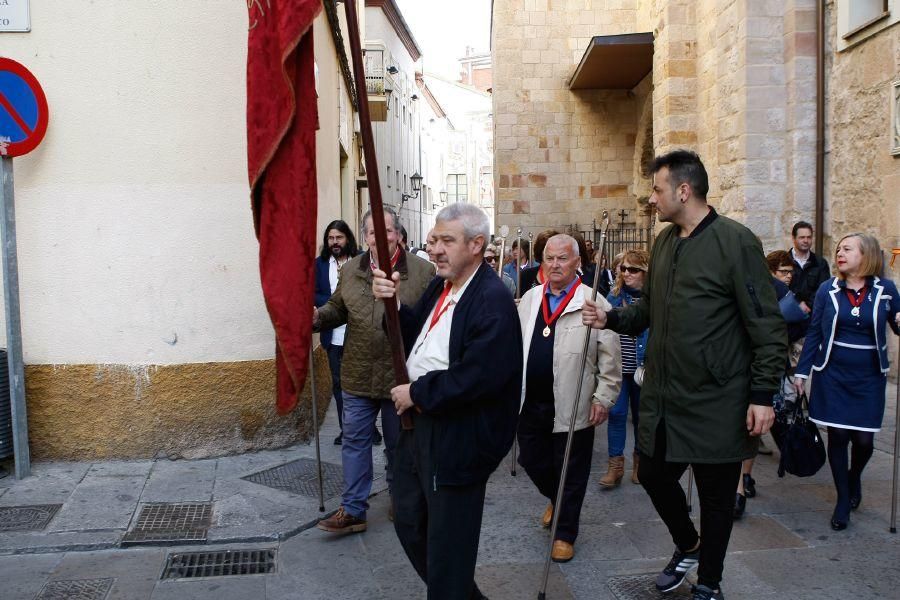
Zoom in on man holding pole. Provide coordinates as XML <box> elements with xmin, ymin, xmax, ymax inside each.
<box><xmin>314</xmin><ymin>208</ymin><xmax>433</xmax><ymax>534</ymax></box>
<box><xmin>516</xmin><ymin>234</ymin><xmax>620</xmax><ymax>562</ymax></box>
<box><xmin>582</xmin><ymin>150</ymin><xmax>786</xmax><ymax>600</ymax></box>
<box><xmin>372</xmin><ymin>203</ymin><xmax>522</xmax><ymax>600</ymax></box>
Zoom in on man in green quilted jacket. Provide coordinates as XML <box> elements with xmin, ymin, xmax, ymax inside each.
<box><xmin>583</xmin><ymin>150</ymin><xmax>787</xmax><ymax>600</ymax></box>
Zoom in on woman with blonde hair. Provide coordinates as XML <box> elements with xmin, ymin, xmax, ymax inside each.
<box><xmin>793</xmin><ymin>233</ymin><xmax>900</xmax><ymax>530</ymax></box>
<box><xmin>599</xmin><ymin>248</ymin><xmax>650</xmax><ymax>487</ymax></box>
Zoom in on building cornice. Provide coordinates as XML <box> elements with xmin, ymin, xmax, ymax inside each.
<box><xmin>365</xmin><ymin>0</ymin><xmax>422</xmax><ymax>61</ymax></box>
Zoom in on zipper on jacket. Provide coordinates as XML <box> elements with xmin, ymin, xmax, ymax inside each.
<box><xmin>746</xmin><ymin>282</ymin><xmax>764</xmax><ymax>318</ymax></box>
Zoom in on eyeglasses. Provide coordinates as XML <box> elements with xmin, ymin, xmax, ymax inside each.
<box><xmin>485</xmin><ymin>256</ymin><xmax>498</xmax><ymax>263</ymax></box>
<box><xmin>620</xmin><ymin>266</ymin><xmax>644</xmax><ymax>274</ymax></box>
<box><xmin>776</xmin><ymin>268</ymin><xmax>793</xmax><ymax>275</ymax></box>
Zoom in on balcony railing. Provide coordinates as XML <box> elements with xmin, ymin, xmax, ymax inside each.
<box><xmin>364</xmin><ymin>47</ymin><xmax>386</xmax><ymax>95</ymax></box>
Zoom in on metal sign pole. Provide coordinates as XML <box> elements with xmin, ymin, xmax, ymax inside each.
<box><xmin>0</xmin><ymin>156</ymin><xmax>30</xmax><ymax>479</ymax></box>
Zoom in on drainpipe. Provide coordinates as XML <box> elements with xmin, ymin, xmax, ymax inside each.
<box><xmin>814</xmin><ymin>0</ymin><xmax>826</xmax><ymax>256</ymax></box>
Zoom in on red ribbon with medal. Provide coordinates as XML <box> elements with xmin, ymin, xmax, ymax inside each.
<box><xmin>845</xmin><ymin>286</ymin><xmax>867</xmax><ymax>318</ymax></box>
<box><xmin>540</xmin><ymin>281</ymin><xmax>581</xmax><ymax>337</ymax></box>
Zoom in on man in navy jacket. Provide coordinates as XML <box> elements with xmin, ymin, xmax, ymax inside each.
<box><xmin>314</xmin><ymin>220</ymin><xmax>360</xmax><ymax>445</ymax></box>
<box><xmin>373</xmin><ymin>203</ymin><xmax>522</xmax><ymax>600</ymax></box>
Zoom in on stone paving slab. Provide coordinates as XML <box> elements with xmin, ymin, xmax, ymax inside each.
<box><xmin>50</xmin><ymin>475</ymin><xmax>147</xmax><ymax>532</ymax></box>
<box><xmin>47</xmin><ymin>547</ymin><xmax>166</xmax><ymax>600</ymax></box>
<box><xmin>141</xmin><ymin>460</ymin><xmax>217</xmax><ymax>503</ymax></box>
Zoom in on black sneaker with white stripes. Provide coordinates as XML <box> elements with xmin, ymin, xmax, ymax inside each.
<box><xmin>691</xmin><ymin>584</ymin><xmax>724</xmax><ymax>600</ymax></box>
<box><xmin>655</xmin><ymin>544</ymin><xmax>700</xmax><ymax>592</ymax></box>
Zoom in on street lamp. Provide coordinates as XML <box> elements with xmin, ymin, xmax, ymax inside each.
<box><xmin>401</xmin><ymin>172</ymin><xmax>423</xmax><ymax>205</ymax></box>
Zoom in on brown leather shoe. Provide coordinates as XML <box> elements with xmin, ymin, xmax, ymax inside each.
<box><xmin>598</xmin><ymin>456</ymin><xmax>625</xmax><ymax>488</ymax></box>
<box><xmin>550</xmin><ymin>540</ymin><xmax>574</xmax><ymax>563</ymax></box>
<box><xmin>317</xmin><ymin>507</ymin><xmax>367</xmax><ymax>534</ymax></box>
<box><xmin>631</xmin><ymin>452</ymin><xmax>640</xmax><ymax>484</ymax></box>
<box><xmin>541</xmin><ymin>504</ymin><xmax>553</xmax><ymax>528</ymax></box>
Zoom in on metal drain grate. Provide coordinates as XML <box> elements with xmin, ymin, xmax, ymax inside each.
<box><xmin>121</xmin><ymin>502</ymin><xmax>213</xmax><ymax>546</ymax></box>
<box><xmin>35</xmin><ymin>578</ymin><xmax>114</xmax><ymax>600</ymax></box>
<box><xmin>607</xmin><ymin>574</ymin><xmax>693</xmax><ymax>600</ymax></box>
<box><xmin>242</xmin><ymin>458</ymin><xmax>350</xmax><ymax>499</ymax></box>
<box><xmin>162</xmin><ymin>548</ymin><xmax>277</xmax><ymax>579</ymax></box>
<box><xmin>0</xmin><ymin>504</ymin><xmax>61</xmax><ymax>532</ymax></box>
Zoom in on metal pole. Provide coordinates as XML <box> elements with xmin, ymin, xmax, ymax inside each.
<box><xmin>0</xmin><ymin>157</ymin><xmax>29</xmax><ymax>479</ymax></box>
<box><xmin>891</xmin><ymin>335</ymin><xmax>900</xmax><ymax>533</ymax></box>
<box><xmin>309</xmin><ymin>347</ymin><xmax>325</xmax><ymax>512</ymax></box>
<box><xmin>511</xmin><ymin>227</ymin><xmax>523</xmax><ymax>477</ymax></box>
<box><xmin>538</xmin><ymin>212</ymin><xmax>610</xmax><ymax>599</ymax></box>
<box><xmin>686</xmin><ymin>466</ymin><xmax>694</xmax><ymax>513</ymax></box>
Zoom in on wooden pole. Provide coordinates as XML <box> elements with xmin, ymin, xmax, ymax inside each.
<box><xmin>343</xmin><ymin>0</ymin><xmax>412</xmax><ymax>430</ymax></box>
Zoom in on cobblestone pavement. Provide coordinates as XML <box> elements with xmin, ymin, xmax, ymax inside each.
<box><xmin>0</xmin><ymin>384</ymin><xmax>897</xmax><ymax>599</ymax></box>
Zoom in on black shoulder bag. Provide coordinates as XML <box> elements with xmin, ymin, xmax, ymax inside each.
<box><xmin>777</xmin><ymin>393</ymin><xmax>826</xmax><ymax>478</ymax></box>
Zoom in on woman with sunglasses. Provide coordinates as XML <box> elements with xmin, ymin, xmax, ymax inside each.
<box><xmin>485</xmin><ymin>244</ymin><xmax>516</xmax><ymax>295</ymax></box>
<box><xmin>599</xmin><ymin>249</ymin><xmax>650</xmax><ymax>488</ymax></box>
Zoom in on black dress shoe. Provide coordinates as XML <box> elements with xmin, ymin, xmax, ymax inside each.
<box><xmin>830</xmin><ymin>517</ymin><xmax>848</xmax><ymax>531</ymax></box>
<box><xmin>333</xmin><ymin>434</ymin><xmax>343</xmax><ymax>446</ymax></box>
<box><xmin>742</xmin><ymin>474</ymin><xmax>756</xmax><ymax>498</ymax></box>
<box><xmin>733</xmin><ymin>493</ymin><xmax>746</xmax><ymax>520</ymax></box>
<box><xmin>373</xmin><ymin>428</ymin><xmax>383</xmax><ymax>446</ymax></box>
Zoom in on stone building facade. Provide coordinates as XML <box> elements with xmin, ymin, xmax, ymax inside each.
<box><xmin>491</xmin><ymin>0</ymin><xmax>899</xmax><ymax>262</ymax></box>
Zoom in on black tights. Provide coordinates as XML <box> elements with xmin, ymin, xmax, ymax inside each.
<box><xmin>826</xmin><ymin>426</ymin><xmax>875</xmax><ymax>520</ymax></box>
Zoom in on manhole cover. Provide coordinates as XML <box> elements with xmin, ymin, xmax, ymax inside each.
<box><xmin>34</xmin><ymin>578</ymin><xmax>114</xmax><ymax>600</ymax></box>
<box><xmin>607</xmin><ymin>574</ymin><xmax>693</xmax><ymax>600</ymax></box>
<box><xmin>162</xmin><ymin>548</ymin><xmax>277</xmax><ymax>579</ymax></box>
<box><xmin>242</xmin><ymin>458</ymin><xmax>353</xmax><ymax>499</ymax></box>
<box><xmin>0</xmin><ymin>504</ymin><xmax>61</xmax><ymax>532</ymax></box>
<box><xmin>121</xmin><ymin>502</ymin><xmax>212</xmax><ymax>546</ymax></box>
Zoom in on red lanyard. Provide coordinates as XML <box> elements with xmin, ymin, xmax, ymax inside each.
<box><xmin>844</xmin><ymin>286</ymin><xmax>867</xmax><ymax>308</ymax></box>
<box><xmin>428</xmin><ymin>282</ymin><xmax>453</xmax><ymax>333</ymax></box>
<box><xmin>541</xmin><ymin>281</ymin><xmax>580</xmax><ymax>329</ymax></box>
<box><xmin>370</xmin><ymin>247</ymin><xmax>401</xmax><ymax>271</ymax></box>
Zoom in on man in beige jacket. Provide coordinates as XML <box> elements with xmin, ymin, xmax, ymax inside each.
<box><xmin>516</xmin><ymin>234</ymin><xmax>621</xmax><ymax>562</ymax></box>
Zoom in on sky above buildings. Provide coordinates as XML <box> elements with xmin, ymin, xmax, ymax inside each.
<box><xmin>395</xmin><ymin>0</ymin><xmax>491</xmax><ymax>79</ymax></box>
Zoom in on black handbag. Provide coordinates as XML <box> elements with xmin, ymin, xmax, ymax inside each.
<box><xmin>777</xmin><ymin>393</ymin><xmax>826</xmax><ymax>478</ymax></box>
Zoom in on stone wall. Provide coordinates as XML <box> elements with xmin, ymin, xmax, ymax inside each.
<box><xmin>492</xmin><ymin>0</ymin><xmax>645</xmax><ymax>237</ymax></box>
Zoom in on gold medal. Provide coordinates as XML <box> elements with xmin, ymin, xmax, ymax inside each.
<box><xmin>542</xmin><ymin>326</ymin><xmax>551</xmax><ymax>337</ymax></box>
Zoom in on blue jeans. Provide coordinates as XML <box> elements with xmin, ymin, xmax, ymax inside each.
<box><xmin>607</xmin><ymin>374</ymin><xmax>641</xmax><ymax>457</ymax></box>
<box><xmin>341</xmin><ymin>392</ymin><xmax>400</xmax><ymax>519</ymax></box>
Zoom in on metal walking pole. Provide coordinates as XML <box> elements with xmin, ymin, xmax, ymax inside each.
<box><xmin>309</xmin><ymin>347</ymin><xmax>325</xmax><ymax>512</ymax></box>
<box><xmin>686</xmin><ymin>466</ymin><xmax>694</xmax><ymax>513</ymax></box>
<box><xmin>537</xmin><ymin>212</ymin><xmax>610</xmax><ymax>600</ymax></box>
<box><xmin>511</xmin><ymin>227</ymin><xmax>523</xmax><ymax>477</ymax></box>
<box><xmin>891</xmin><ymin>336</ymin><xmax>900</xmax><ymax>533</ymax></box>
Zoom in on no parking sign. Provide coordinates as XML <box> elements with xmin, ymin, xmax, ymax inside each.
<box><xmin>0</xmin><ymin>57</ymin><xmax>48</xmax><ymax>157</ymax></box>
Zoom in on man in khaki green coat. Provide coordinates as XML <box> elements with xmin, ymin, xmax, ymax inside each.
<box><xmin>583</xmin><ymin>150</ymin><xmax>787</xmax><ymax>600</ymax></box>
<box><xmin>314</xmin><ymin>208</ymin><xmax>435</xmax><ymax>534</ymax></box>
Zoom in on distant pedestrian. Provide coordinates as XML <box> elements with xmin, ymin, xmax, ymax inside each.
<box><xmin>788</xmin><ymin>221</ymin><xmax>830</xmax><ymax>328</ymax></box>
<box><xmin>582</xmin><ymin>150</ymin><xmax>786</xmax><ymax>600</ymax></box>
<box><xmin>516</xmin><ymin>234</ymin><xmax>620</xmax><ymax>563</ymax></box>
<box><xmin>485</xmin><ymin>243</ymin><xmax>516</xmax><ymax>295</ymax></box>
<box><xmin>314</xmin><ymin>220</ymin><xmax>359</xmax><ymax>445</ymax></box>
<box><xmin>314</xmin><ymin>208</ymin><xmax>434</xmax><ymax>534</ymax></box>
<box><xmin>793</xmin><ymin>233</ymin><xmax>900</xmax><ymax>531</ymax></box>
<box><xmin>600</xmin><ymin>248</ymin><xmax>649</xmax><ymax>489</ymax></box>
<box><xmin>503</xmin><ymin>237</ymin><xmax>537</xmax><ymax>294</ymax></box>
<box><xmin>372</xmin><ymin>203</ymin><xmax>522</xmax><ymax>599</ymax></box>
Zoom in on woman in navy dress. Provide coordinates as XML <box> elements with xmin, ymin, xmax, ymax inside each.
<box><xmin>793</xmin><ymin>233</ymin><xmax>900</xmax><ymax>530</ymax></box>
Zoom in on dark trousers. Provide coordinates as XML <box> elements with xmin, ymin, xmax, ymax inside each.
<box><xmin>324</xmin><ymin>343</ymin><xmax>344</xmax><ymax>430</ymax></box>
<box><xmin>516</xmin><ymin>398</ymin><xmax>594</xmax><ymax>544</ymax></box>
<box><xmin>639</xmin><ymin>423</ymin><xmax>741</xmax><ymax>589</ymax></box>
<box><xmin>392</xmin><ymin>426</ymin><xmax>487</xmax><ymax>600</ymax></box>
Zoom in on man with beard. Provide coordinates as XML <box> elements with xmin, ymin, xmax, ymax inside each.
<box><xmin>583</xmin><ymin>150</ymin><xmax>785</xmax><ymax>600</ymax></box>
<box><xmin>315</xmin><ymin>209</ymin><xmax>434</xmax><ymax>533</ymax></box>
<box><xmin>372</xmin><ymin>203</ymin><xmax>522</xmax><ymax>599</ymax></box>
<box><xmin>314</xmin><ymin>220</ymin><xmax>359</xmax><ymax>445</ymax></box>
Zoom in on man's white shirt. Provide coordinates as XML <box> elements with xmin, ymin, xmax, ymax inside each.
<box><xmin>406</xmin><ymin>268</ymin><xmax>478</xmax><ymax>383</ymax></box>
<box><xmin>328</xmin><ymin>256</ymin><xmax>348</xmax><ymax>345</ymax></box>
